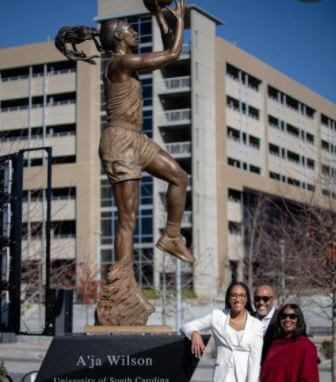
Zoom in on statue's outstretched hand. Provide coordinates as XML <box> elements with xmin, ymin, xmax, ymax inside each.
<box><xmin>165</xmin><ymin>0</ymin><xmax>188</xmax><ymax>21</ymax></box>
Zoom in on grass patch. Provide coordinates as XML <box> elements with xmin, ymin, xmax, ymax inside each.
<box><xmin>182</xmin><ymin>288</ymin><xmax>197</xmax><ymax>299</ymax></box>
<box><xmin>142</xmin><ymin>288</ymin><xmax>160</xmax><ymax>300</ymax></box>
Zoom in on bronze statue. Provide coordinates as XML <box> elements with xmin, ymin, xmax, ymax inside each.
<box><xmin>55</xmin><ymin>0</ymin><xmax>192</xmax><ymax>326</ymax></box>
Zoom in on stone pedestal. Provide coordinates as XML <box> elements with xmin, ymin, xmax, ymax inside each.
<box><xmin>36</xmin><ymin>333</ymin><xmax>210</xmax><ymax>382</ymax></box>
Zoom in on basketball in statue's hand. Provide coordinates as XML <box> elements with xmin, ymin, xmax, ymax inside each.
<box><xmin>143</xmin><ymin>0</ymin><xmax>173</xmax><ymax>12</ymax></box>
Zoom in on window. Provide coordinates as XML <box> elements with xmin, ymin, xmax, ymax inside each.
<box><xmin>227</xmin><ymin>96</ymin><xmax>239</xmax><ymax>111</ymax></box>
<box><xmin>287</xmin><ymin>150</ymin><xmax>300</xmax><ymax>163</ymax></box>
<box><xmin>226</xmin><ymin>63</ymin><xmax>261</xmax><ymax>91</ymax></box>
<box><xmin>248</xmin><ymin>75</ymin><xmax>261</xmax><ymax>91</ymax></box>
<box><xmin>227</xmin><ymin>126</ymin><xmax>240</xmax><ymax>141</ymax></box>
<box><xmin>321</xmin><ymin>114</ymin><xmax>329</xmax><ymax>126</ymax></box>
<box><xmin>286</xmin><ymin>123</ymin><xmax>299</xmax><ymax>137</ymax></box>
<box><xmin>229</xmin><ymin>221</ymin><xmax>241</xmax><ymax>235</ymax></box>
<box><xmin>249</xmin><ymin>135</ymin><xmax>260</xmax><ymax>149</ymax></box>
<box><xmin>270</xmin><ymin>172</ymin><xmax>280</xmax><ymax>181</ymax></box>
<box><xmin>226</xmin><ymin>63</ymin><xmax>239</xmax><ymax>81</ymax></box>
<box><xmin>286</xmin><ymin>95</ymin><xmax>299</xmax><ymax>111</ymax></box>
<box><xmin>321</xmin><ymin>140</ymin><xmax>330</xmax><ymax>151</ymax></box>
<box><xmin>306</xmin><ymin>158</ymin><xmax>315</xmax><ymax>169</ymax></box>
<box><xmin>249</xmin><ymin>165</ymin><xmax>260</xmax><ymax>174</ymax></box>
<box><xmin>287</xmin><ymin>177</ymin><xmax>300</xmax><ymax>187</ymax></box>
<box><xmin>268</xmin><ymin>115</ymin><xmax>279</xmax><ymax>128</ymax></box>
<box><xmin>322</xmin><ymin>164</ymin><xmax>330</xmax><ymax>175</ymax></box>
<box><xmin>228</xmin><ymin>157</ymin><xmax>240</xmax><ymax>168</ymax></box>
<box><xmin>228</xmin><ymin>188</ymin><xmax>241</xmax><ymax>202</ymax></box>
<box><xmin>305</xmin><ymin>106</ymin><xmax>315</xmax><ymax>119</ymax></box>
<box><xmin>1</xmin><ymin>97</ymin><xmax>28</xmax><ymax>111</ymax></box>
<box><xmin>269</xmin><ymin>143</ymin><xmax>280</xmax><ymax>156</ymax></box>
<box><xmin>248</xmin><ymin>106</ymin><xmax>259</xmax><ymax>120</ymax></box>
<box><xmin>268</xmin><ymin>86</ymin><xmax>278</xmax><ymax>100</ymax></box>
<box><xmin>306</xmin><ymin>133</ymin><xmax>314</xmax><ymax>144</ymax></box>
<box><xmin>1</xmin><ymin>66</ymin><xmax>29</xmax><ymax>81</ymax></box>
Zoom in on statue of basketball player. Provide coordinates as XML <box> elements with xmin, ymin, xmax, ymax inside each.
<box><xmin>55</xmin><ymin>0</ymin><xmax>192</xmax><ymax>325</ymax></box>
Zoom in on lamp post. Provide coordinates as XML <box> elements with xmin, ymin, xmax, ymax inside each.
<box><xmin>280</xmin><ymin>239</ymin><xmax>286</xmax><ymax>301</ymax></box>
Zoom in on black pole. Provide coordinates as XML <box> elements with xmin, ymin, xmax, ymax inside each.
<box><xmin>10</xmin><ymin>153</ymin><xmax>23</xmax><ymax>333</ymax></box>
<box><xmin>45</xmin><ymin>147</ymin><xmax>52</xmax><ymax>295</ymax></box>
<box><xmin>19</xmin><ymin>147</ymin><xmax>54</xmax><ymax>335</ymax></box>
<box><xmin>44</xmin><ymin>147</ymin><xmax>54</xmax><ymax>335</ymax></box>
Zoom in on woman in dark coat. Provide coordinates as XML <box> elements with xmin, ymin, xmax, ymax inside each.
<box><xmin>260</xmin><ymin>303</ymin><xmax>319</xmax><ymax>382</ymax></box>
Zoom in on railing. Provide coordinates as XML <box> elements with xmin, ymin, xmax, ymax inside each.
<box><xmin>162</xmin><ymin>108</ymin><xmax>191</xmax><ymax>124</ymax></box>
<box><xmin>23</xmin><ymin>234</ymin><xmax>75</xmax><ymax>240</ymax></box>
<box><xmin>165</xmin><ymin>141</ymin><xmax>191</xmax><ymax>157</ymax></box>
<box><xmin>160</xmin><ymin>76</ymin><xmax>191</xmax><ymax>92</ymax></box>
<box><xmin>1</xmin><ymin>99</ymin><xmax>75</xmax><ymax>112</ymax></box>
<box><xmin>1</xmin><ymin>131</ymin><xmax>75</xmax><ymax>143</ymax></box>
<box><xmin>23</xmin><ymin>195</ymin><xmax>75</xmax><ymax>202</ymax></box>
<box><xmin>1</xmin><ymin>68</ymin><xmax>75</xmax><ymax>82</ymax></box>
<box><xmin>159</xmin><ymin>210</ymin><xmax>192</xmax><ymax>228</ymax></box>
<box><xmin>48</xmin><ymin>68</ymin><xmax>76</xmax><ymax>76</ymax></box>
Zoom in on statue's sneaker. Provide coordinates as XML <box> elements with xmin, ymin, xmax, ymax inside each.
<box><xmin>156</xmin><ymin>234</ymin><xmax>195</xmax><ymax>263</ymax></box>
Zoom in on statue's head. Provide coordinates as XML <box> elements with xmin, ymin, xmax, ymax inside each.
<box><xmin>100</xmin><ymin>20</ymin><xmax>138</xmax><ymax>52</ymax></box>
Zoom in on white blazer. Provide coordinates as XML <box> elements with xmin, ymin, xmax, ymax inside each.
<box><xmin>181</xmin><ymin>309</ymin><xmax>263</xmax><ymax>382</ymax></box>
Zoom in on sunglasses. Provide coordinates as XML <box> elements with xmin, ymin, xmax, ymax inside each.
<box><xmin>254</xmin><ymin>296</ymin><xmax>273</xmax><ymax>303</ymax></box>
<box><xmin>280</xmin><ymin>313</ymin><xmax>298</xmax><ymax>320</ymax></box>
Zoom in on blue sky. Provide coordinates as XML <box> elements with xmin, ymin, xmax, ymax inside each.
<box><xmin>1</xmin><ymin>0</ymin><xmax>335</xmax><ymax>104</ymax></box>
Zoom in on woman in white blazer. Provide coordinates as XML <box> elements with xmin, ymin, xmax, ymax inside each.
<box><xmin>181</xmin><ymin>281</ymin><xmax>263</xmax><ymax>382</ymax></box>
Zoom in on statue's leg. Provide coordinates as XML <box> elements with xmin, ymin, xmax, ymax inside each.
<box><xmin>145</xmin><ymin>149</ymin><xmax>194</xmax><ymax>263</ymax></box>
<box><xmin>96</xmin><ymin>178</ymin><xmax>155</xmax><ymax>325</ymax></box>
<box><xmin>112</xmin><ymin>179</ymin><xmax>139</xmax><ymax>262</ymax></box>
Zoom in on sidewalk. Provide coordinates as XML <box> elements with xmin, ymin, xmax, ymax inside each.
<box><xmin>0</xmin><ymin>336</ymin><xmax>51</xmax><ymax>382</ymax></box>
<box><xmin>0</xmin><ymin>336</ymin><xmax>331</xmax><ymax>382</ymax></box>
<box><xmin>0</xmin><ymin>303</ymin><xmax>331</xmax><ymax>382</ymax></box>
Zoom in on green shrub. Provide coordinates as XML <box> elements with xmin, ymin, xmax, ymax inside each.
<box><xmin>321</xmin><ymin>340</ymin><xmax>332</xmax><ymax>359</ymax></box>
<box><xmin>0</xmin><ymin>362</ymin><xmax>7</xmax><ymax>382</ymax></box>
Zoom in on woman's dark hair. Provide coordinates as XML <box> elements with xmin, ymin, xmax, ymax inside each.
<box><xmin>55</xmin><ymin>20</ymin><xmax>129</xmax><ymax>65</ymax></box>
<box><xmin>224</xmin><ymin>281</ymin><xmax>253</xmax><ymax>313</ymax></box>
<box><xmin>275</xmin><ymin>303</ymin><xmax>307</xmax><ymax>339</ymax></box>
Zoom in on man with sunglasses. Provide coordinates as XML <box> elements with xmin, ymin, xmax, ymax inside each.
<box><xmin>254</xmin><ymin>285</ymin><xmax>278</xmax><ymax>363</ymax></box>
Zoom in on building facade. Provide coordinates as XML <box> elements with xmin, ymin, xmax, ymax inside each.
<box><xmin>0</xmin><ymin>42</ymin><xmax>101</xmax><ymax>296</ymax></box>
<box><xmin>1</xmin><ymin>0</ymin><xmax>335</xmax><ymax>301</ymax></box>
<box><xmin>216</xmin><ymin>38</ymin><xmax>336</xmax><ymax>292</ymax></box>
<box><xmin>97</xmin><ymin>0</ymin><xmax>336</xmax><ymax>299</ymax></box>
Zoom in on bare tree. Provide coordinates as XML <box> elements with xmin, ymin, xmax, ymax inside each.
<box><xmin>242</xmin><ymin>184</ymin><xmax>336</xmax><ymax>380</ymax></box>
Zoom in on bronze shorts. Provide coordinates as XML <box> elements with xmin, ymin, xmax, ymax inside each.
<box><xmin>99</xmin><ymin>126</ymin><xmax>160</xmax><ymax>183</ymax></box>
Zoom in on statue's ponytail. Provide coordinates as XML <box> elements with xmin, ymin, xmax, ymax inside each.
<box><xmin>55</xmin><ymin>25</ymin><xmax>103</xmax><ymax>65</ymax></box>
